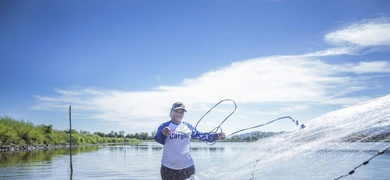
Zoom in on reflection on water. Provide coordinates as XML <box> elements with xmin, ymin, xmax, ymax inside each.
<box><xmin>0</xmin><ymin>145</ymin><xmax>101</xmax><ymax>180</ymax></box>
<box><xmin>1</xmin><ymin>142</ymin><xmax>389</xmax><ymax>179</ymax></box>
<box><xmin>0</xmin><ymin>142</ymin><xmax>247</xmax><ymax>180</ymax></box>
<box><xmin>0</xmin><ymin>145</ymin><xmax>100</xmax><ymax>167</ymax></box>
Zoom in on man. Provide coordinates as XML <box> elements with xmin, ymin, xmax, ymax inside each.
<box><xmin>155</xmin><ymin>102</ymin><xmax>225</xmax><ymax>180</ymax></box>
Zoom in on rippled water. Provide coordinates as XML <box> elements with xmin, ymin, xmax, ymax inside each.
<box><xmin>0</xmin><ymin>142</ymin><xmax>248</xmax><ymax>179</ymax></box>
<box><xmin>0</xmin><ymin>142</ymin><xmax>388</xmax><ymax>180</ymax></box>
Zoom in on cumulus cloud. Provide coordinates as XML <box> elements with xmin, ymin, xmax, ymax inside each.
<box><xmin>32</xmin><ymin>18</ymin><xmax>390</xmax><ymax>133</ymax></box>
<box><xmin>32</xmin><ymin>57</ymin><xmax>390</xmax><ymax>133</ymax></box>
<box><xmin>325</xmin><ymin>18</ymin><xmax>390</xmax><ymax>47</ymax></box>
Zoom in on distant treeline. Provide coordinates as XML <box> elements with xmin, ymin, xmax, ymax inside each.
<box><xmin>6</xmin><ymin>115</ymin><xmax>386</xmax><ymax>147</ymax></box>
<box><xmin>0</xmin><ymin>116</ymin><xmax>140</xmax><ymax>146</ymax></box>
<box><xmin>0</xmin><ymin>116</ymin><xmax>277</xmax><ymax>147</ymax></box>
<box><xmin>93</xmin><ymin>130</ymin><xmax>156</xmax><ymax>140</ymax></box>
<box><xmin>223</xmin><ymin>131</ymin><xmax>281</xmax><ymax>142</ymax></box>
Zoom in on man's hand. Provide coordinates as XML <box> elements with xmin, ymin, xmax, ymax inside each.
<box><xmin>218</xmin><ymin>133</ymin><xmax>226</xmax><ymax>140</ymax></box>
<box><xmin>162</xmin><ymin>127</ymin><xmax>172</xmax><ymax>136</ymax></box>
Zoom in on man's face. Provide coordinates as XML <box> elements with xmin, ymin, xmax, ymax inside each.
<box><xmin>171</xmin><ymin>109</ymin><xmax>185</xmax><ymax>123</ymax></box>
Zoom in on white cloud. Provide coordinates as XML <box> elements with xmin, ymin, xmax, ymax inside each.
<box><xmin>32</xmin><ymin>17</ymin><xmax>390</xmax><ymax>134</ymax></box>
<box><xmin>303</xmin><ymin>47</ymin><xmax>356</xmax><ymax>57</ymax></box>
<box><xmin>32</xmin><ymin>57</ymin><xmax>390</xmax><ymax>134</ymax></box>
<box><xmin>325</xmin><ymin>18</ymin><xmax>390</xmax><ymax>47</ymax></box>
<box><xmin>280</xmin><ymin>105</ymin><xmax>309</xmax><ymax>112</ymax></box>
<box><xmin>346</xmin><ymin>61</ymin><xmax>390</xmax><ymax>74</ymax></box>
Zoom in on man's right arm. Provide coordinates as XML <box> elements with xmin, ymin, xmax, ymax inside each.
<box><xmin>155</xmin><ymin>121</ymin><xmax>170</xmax><ymax>145</ymax></box>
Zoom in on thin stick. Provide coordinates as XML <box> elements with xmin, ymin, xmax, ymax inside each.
<box><xmin>69</xmin><ymin>105</ymin><xmax>73</xmax><ymax>175</ymax></box>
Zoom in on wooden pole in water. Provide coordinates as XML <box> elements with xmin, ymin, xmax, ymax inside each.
<box><xmin>69</xmin><ymin>105</ymin><xmax>73</xmax><ymax>175</ymax></box>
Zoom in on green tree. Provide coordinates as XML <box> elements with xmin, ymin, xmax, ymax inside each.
<box><xmin>151</xmin><ymin>130</ymin><xmax>157</xmax><ymax>139</ymax></box>
<box><xmin>107</xmin><ymin>130</ymin><xmax>115</xmax><ymax>138</ymax></box>
<box><xmin>118</xmin><ymin>131</ymin><xmax>125</xmax><ymax>138</ymax></box>
<box><xmin>126</xmin><ymin>133</ymin><xmax>135</xmax><ymax>138</ymax></box>
<box><xmin>139</xmin><ymin>132</ymin><xmax>149</xmax><ymax>140</ymax></box>
<box><xmin>94</xmin><ymin>132</ymin><xmax>106</xmax><ymax>137</ymax></box>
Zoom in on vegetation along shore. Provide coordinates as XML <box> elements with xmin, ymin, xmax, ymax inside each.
<box><xmin>2</xmin><ymin>115</ymin><xmax>388</xmax><ymax>153</ymax></box>
<box><xmin>0</xmin><ymin>116</ymin><xmax>141</xmax><ymax>152</ymax></box>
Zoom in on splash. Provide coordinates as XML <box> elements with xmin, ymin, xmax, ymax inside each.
<box><xmin>199</xmin><ymin>94</ymin><xmax>390</xmax><ymax>179</ymax></box>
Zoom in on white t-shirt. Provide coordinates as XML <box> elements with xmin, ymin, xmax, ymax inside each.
<box><xmin>155</xmin><ymin>120</ymin><xmax>218</xmax><ymax>170</ymax></box>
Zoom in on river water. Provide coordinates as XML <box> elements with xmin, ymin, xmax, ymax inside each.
<box><xmin>0</xmin><ymin>142</ymin><xmax>245</xmax><ymax>180</ymax></box>
<box><xmin>0</xmin><ymin>142</ymin><xmax>389</xmax><ymax>180</ymax></box>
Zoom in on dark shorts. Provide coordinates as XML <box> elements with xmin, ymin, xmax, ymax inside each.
<box><xmin>160</xmin><ymin>164</ymin><xmax>195</xmax><ymax>180</ymax></box>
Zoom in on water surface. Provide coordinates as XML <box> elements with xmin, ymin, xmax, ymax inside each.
<box><xmin>0</xmin><ymin>142</ymin><xmax>388</xmax><ymax>179</ymax></box>
<box><xmin>0</xmin><ymin>142</ymin><xmax>248</xmax><ymax>179</ymax></box>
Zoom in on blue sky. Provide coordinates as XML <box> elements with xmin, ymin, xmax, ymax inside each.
<box><xmin>1</xmin><ymin>0</ymin><xmax>390</xmax><ymax>135</ymax></box>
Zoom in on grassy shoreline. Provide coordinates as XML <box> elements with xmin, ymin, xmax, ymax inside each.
<box><xmin>0</xmin><ymin>116</ymin><xmax>140</xmax><ymax>148</ymax></box>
